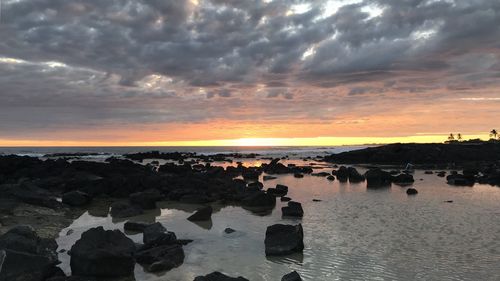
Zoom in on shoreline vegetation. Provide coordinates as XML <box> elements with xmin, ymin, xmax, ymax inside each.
<box><xmin>0</xmin><ymin>140</ymin><xmax>499</xmax><ymax>280</ymax></box>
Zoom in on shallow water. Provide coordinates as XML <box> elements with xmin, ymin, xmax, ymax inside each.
<box><xmin>56</xmin><ymin>162</ymin><xmax>500</xmax><ymax>281</ymax></box>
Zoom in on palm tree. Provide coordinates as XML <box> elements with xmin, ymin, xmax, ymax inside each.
<box><xmin>490</xmin><ymin>129</ymin><xmax>498</xmax><ymax>139</ymax></box>
<box><xmin>448</xmin><ymin>133</ymin><xmax>455</xmax><ymax>141</ymax></box>
<box><xmin>457</xmin><ymin>133</ymin><xmax>462</xmax><ymax>141</ymax></box>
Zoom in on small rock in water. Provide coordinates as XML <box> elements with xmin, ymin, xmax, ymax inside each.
<box><xmin>281</xmin><ymin>196</ymin><xmax>292</xmax><ymax>202</ymax></box>
<box><xmin>445</xmin><ymin>200</ymin><xmax>454</xmax><ymax>203</ymax></box>
<box><xmin>264</xmin><ymin>224</ymin><xmax>304</xmax><ymax>256</ymax></box>
<box><xmin>66</xmin><ymin>229</ymin><xmax>74</xmax><ymax>236</ymax></box>
<box><xmin>406</xmin><ymin>188</ymin><xmax>418</xmax><ymax>195</ymax></box>
<box><xmin>124</xmin><ymin>221</ymin><xmax>151</xmax><ymax>232</ymax></box>
<box><xmin>425</xmin><ymin>171</ymin><xmax>434</xmax><ymax>174</ymax></box>
<box><xmin>312</xmin><ymin>199</ymin><xmax>322</xmax><ymax>202</ymax></box>
<box><xmin>224</xmin><ymin>228</ymin><xmax>236</xmax><ymax>234</ymax></box>
<box><xmin>282</xmin><ymin>201</ymin><xmax>304</xmax><ymax>217</ymax></box>
<box><xmin>327</xmin><ymin>175</ymin><xmax>335</xmax><ymax>181</ymax></box>
<box><xmin>282</xmin><ymin>271</ymin><xmax>303</xmax><ymax>281</ymax></box>
<box><xmin>437</xmin><ymin>171</ymin><xmax>446</xmax><ymax>177</ymax></box>
<box><xmin>143</xmin><ymin>222</ymin><xmax>177</xmax><ymax>246</ymax></box>
<box><xmin>187</xmin><ymin>206</ymin><xmax>213</xmax><ymax>222</ymax></box>
<box><xmin>294</xmin><ymin>173</ymin><xmax>304</xmax><ymax>178</ymax></box>
<box><xmin>194</xmin><ymin>271</ymin><xmax>249</xmax><ymax>281</ymax></box>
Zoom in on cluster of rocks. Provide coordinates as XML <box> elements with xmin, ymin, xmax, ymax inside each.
<box><xmin>193</xmin><ymin>270</ymin><xmax>302</xmax><ymax>281</ymax></box>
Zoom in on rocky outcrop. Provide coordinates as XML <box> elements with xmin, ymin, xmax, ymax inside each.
<box><xmin>0</xmin><ymin>225</ymin><xmax>59</xmax><ymax>281</ymax></box>
<box><xmin>264</xmin><ymin>224</ymin><xmax>304</xmax><ymax>256</ymax></box>
<box><xmin>70</xmin><ymin>227</ymin><xmax>136</xmax><ymax>277</ymax></box>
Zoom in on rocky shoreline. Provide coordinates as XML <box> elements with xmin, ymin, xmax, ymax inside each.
<box><xmin>1</xmin><ymin>144</ymin><xmax>499</xmax><ymax>280</ymax></box>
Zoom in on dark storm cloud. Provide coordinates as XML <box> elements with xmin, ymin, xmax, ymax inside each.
<box><xmin>1</xmin><ymin>0</ymin><xmax>500</xmax><ymax>137</ymax></box>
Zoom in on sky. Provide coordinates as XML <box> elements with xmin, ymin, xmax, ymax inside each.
<box><xmin>0</xmin><ymin>0</ymin><xmax>499</xmax><ymax>146</ymax></box>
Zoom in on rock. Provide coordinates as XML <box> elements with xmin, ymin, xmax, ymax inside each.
<box><xmin>242</xmin><ymin>169</ymin><xmax>260</xmax><ymax>180</ymax></box>
<box><xmin>312</xmin><ymin>199</ymin><xmax>322</xmax><ymax>202</ymax></box>
<box><xmin>267</xmin><ymin>184</ymin><xmax>288</xmax><ymax>197</ymax></box>
<box><xmin>224</xmin><ymin>228</ymin><xmax>236</xmax><ymax>234</ymax></box>
<box><xmin>242</xmin><ymin>191</ymin><xmax>276</xmax><ymax>208</ymax></box>
<box><xmin>0</xmin><ymin>225</ymin><xmax>59</xmax><ymax>281</ymax></box>
<box><xmin>194</xmin><ymin>272</ymin><xmax>249</xmax><ymax>281</ymax></box>
<box><xmin>282</xmin><ymin>201</ymin><xmax>304</xmax><ymax>217</ymax></box>
<box><xmin>264</xmin><ymin>224</ymin><xmax>304</xmax><ymax>256</ymax></box>
<box><xmin>70</xmin><ymin>227</ymin><xmax>136</xmax><ymax>277</ymax></box>
<box><xmin>424</xmin><ymin>171</ymin><xmax>434</xmax><ymax>174</ymax></box>
<box><xmin>365</xmin><ymin>169</ymin><xmax>392</xmax><ymax>188</ymax></box>
<box><xmin>280</xmin><ymin>196</ymin><xmax>292</xmax><ymax>202</ymax></box>
<box><xmin>327</xmin><ymin>175</ymin><xmax>335</xmax><ymax>181</ymax></box>
<box><xmin>124</xmin><ymin>221</ymin><xmax>151</xmax><ymax>232</ymax></box>
<box><xmin>187</xmin><ymin>206</ymin><xmax>213</xmax><ymax>222</ymax></box>
<box><xmin>392</xmin><ymin>174</ymin><xmax>415</xmax><ymax>185</ymax></box>
<box><xmin>336</xmin><ymin>166</ymin><xmax>349</xmax><ymax>181</ymax></box>
<box><xmin>135</xmin><ymin>244</ymin><xmax>184</xmax><ymax>272</ymax></box>
<box><xmin>282</xmin><ymin>271</ymin><xmax>302</xmax><ymax>281</ymax></box>
<box><xmin>129</xmin><ymin>190</ymin><xmax>162</xmax><ymax>210</ymax></box>
<box><xmin>179</xmin><ymin>193</ymin><xmax>211</xmax><ymax>204</ymax></box>
<box><xmin>247</xmin><ymin>181</ymin><xmax>264</xmax><ymax>189</ymax></box>
<box><xmin>406</xmin><ymin>188</ymin><xmax>418</xmax><ymax>195</ymax></box>
<box><xmin>263</xmin><ymin>175</ymin><xmax>277</xmax><ymax>181</ymax></box>
<box><xmin>347</xmin><ymin>167</ymin><xmax>365</xmax><ymax>183</ymax></box>
<box><xmin>311</xmin><ymin>172</ymin><xmax>330</xmax><ymax>177</ymax></box>
<box><xmin>445</xmin><ymin>200</ymin><xmax>453</xmax><ymax>203</ymax></box>
<box><xmin>446</xmin><ymin>174</ymin><xmax>475</xmax><ymax>186</ymax></box>
<box><xmin>437</xmin><ymin>171</ymin><xmax>446</xmax><ymax>177</ymax></box>
<box><xmin>143</xmin><ymin>222</ymin><xmax>177</xmax><ymax>246</ymax></box>
<box><xmin>62</xmin><ymin>191</ymin><xmax>91</xmax><ymax>206</ymax></box>
<box><xmin>293</xmin><ymin>173</ymin><xmax>304</xmax><ymax>178</ymax></box>
<box><xmin>110</xmin><ymin>202</ymin><xmax>143</xmax><ymax>218</ymax></box>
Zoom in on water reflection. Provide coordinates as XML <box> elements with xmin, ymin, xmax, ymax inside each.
<box><xmin>56</xmin><ymin>164</ymin><xmax>500</xmax><ymax>281</ymax></box>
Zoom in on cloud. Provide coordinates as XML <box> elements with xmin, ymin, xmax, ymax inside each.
<box><xmin>1</xmin><ymin>0</ymin><xmax>500</xmax><ymax>140</ymax></box>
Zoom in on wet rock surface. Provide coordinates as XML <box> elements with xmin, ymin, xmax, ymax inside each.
<box><xmin>194</xmin><ymin>271</ymin><xmax>249</xmax><ymax>281</ymax></box>
<box><xmin>264</xmin><ymin>224</ymin><xmax>304</xmax><ymax>256</ymax></box>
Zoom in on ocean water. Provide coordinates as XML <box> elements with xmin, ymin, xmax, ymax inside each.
<box><xmin>51</xmin><ymin>156</ymin><xmax>500</xmax><ymax>281</ymax></box>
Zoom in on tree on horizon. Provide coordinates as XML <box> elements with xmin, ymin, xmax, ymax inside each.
<box><xmin>457</xmin><ymin>133</ymin><xmax>462</xmax><ymax>141</ymax></box>
<box><xmin>448</xmin><ymin>133</ymin><xmax>455</xmax><ymax>141</ymax></box>
<box><xmin>490</xmin><ymin>129</ymin><xmax>498</xmax><ymax>140</ymax></box>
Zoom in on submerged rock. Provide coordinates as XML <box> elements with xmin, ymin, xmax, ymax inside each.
<box><xmin>280</xmin><ymin>196</ymin><xmax>292</xmax><ymax>202</ymax></box>
<box><xmin>282</xmin><ymin>201</ymin><xmax>304</xmax><ymax>217</ymax></box>
<box><xmin>282</xmin><ymin>271</ymin><xmax>303</xmax><ymax>281</ymax></box>
<box><xmin>194</xmin><ymin>271</ymin><xmax>249</xmax><ymax>281</ymax></box>
<box><xmin>327</xmin><ymin>175</ymin><xmax>335</xmax><ymax>181</ymax></box>
<box><xmin>70</xmin><ymin>227</ymin><xmax>136</xmax><ymax>277</ymax></box>
<box><xmin>187</xmin><ymin>206</ymin><xmax>213</xmax><ymax>222</ymax></box>
<box><xmin>264</xmin><ymin>224</ymin><xmax>304</xmax><ymax>256</ymax></box>
<box><xmin>224</xmin><ymin>228</ymin><xmax>236</xmax><ymax>234</ymax></box>
<box><xmin>348</xmin><ymin>167</ymin><xmax>365</xmax><ymax>183</ymax></box>
<box><xmin>446</xmin><ymin>174</ymin><xmax>475</xmax><ymax>186</ymax></box>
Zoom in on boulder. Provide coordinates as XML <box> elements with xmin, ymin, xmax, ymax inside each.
<box><xmin>264</xmin><ymin>224</ymin><xmax>304</xmax><ymax>256</ymax></box>
<box><xmin>282</xmin><ymin>201</ymin><xmax>304</xmax><ymax>217</ymax></box>
<box><xmin>437</xmin><ymin>171</ymin><xmax>446</xmax><ymax>177</ymax></box>
<box><xmin>224</xmin><ymin>228</ymin><xmax>236</xmax><ymax>234</ymax></box>
<box><xmin>347</xmin><ymin>167</ymin><xmax>365</xmax><ymax>183</ymax></box>
<box><xmin>135</xmin><ymin>244</ymin><xmax>184</xmax><ymax>272</ymax></box>
<box><xmin>0</xmin><ymin>225</ymin><xmax>59</xmax><ymax>281</ymax></box>
<box><xmin>293</xmin><ymin>173</ymin><xmax>304</xmax><ymax>178</ymax></box>
<box><xmin>446</xmin><ymin>174</ymin><xmax>475</xmax><ymax>186</ymax></box>
<box><xmin>365</xmin><ymin>169</ymin><xmax>392</xmax><ymax>188</ymax></box>
<box><xmin>110</xmin><ymin>202</ymin><xmax>143</xmax><ymax>218</ymax></box>
<box><xmin>143</xmin><ymin>223</ymin><xmax>177</xmax><ymax>246</ymax></box>
<box><xmin>406</xmin><ymin>188</ymin><xmax>418</xmax><ymax>195</ymax></box>
<box><xmin>326</xmin><ymin>175</ymin><xmax>335</xmax><ymax>181</ymax></box>
<box><xmin>280</xmin><ymin>196</ymin><xmax>292</xmax><ymax>202</ymax></box>
<box><xmin>70</xmin><ymin>227</ymin><xmax>136</xmax><ymax>277</ymax></box>
<box><xmin>194</xmin><ymin>272</ymin><xmax>249</xmax><ymax>281</ymax></box>
<box><xmin>282</xmin><ymin>271</ymin><xmax>302</xmax><ymax>281</ymax></box>
<box><xmin>187</xmin><ymin>206</ymin><xmax>213</xmax><ymax>222</ymax></box>
<box><xmin>336</xmin><ymin>166</ymin><xmax>349</xmax><ymax>181</ymax></box>
<box><xmin>62</xmin><ymin>191</ymin><xmax>91</xmax><ymax>206</ymax></box>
